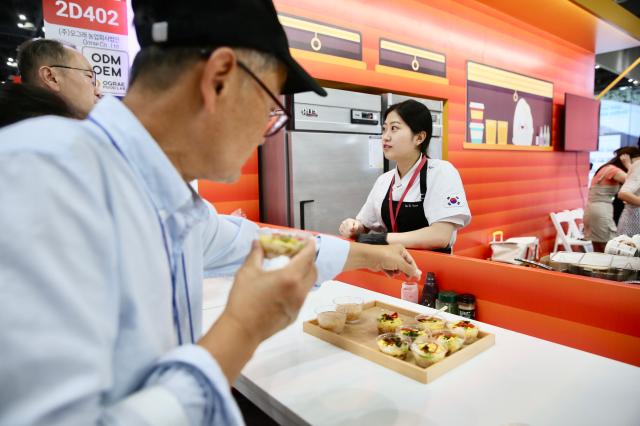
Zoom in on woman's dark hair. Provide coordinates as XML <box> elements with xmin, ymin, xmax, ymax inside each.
<box><xmin>607</xmin><ymin>146</ymin><xmax>640</xmax><ymax>171</ymax></box>
<box><xmin>594</xmin><ymin>146</ymin><xmax>640</xmax><ymax>176</ymax></box>
<box><xmin>384</xmin><ymin>99</ymin><xmax>433</xmax><ymax>155</ymax></box>
<box><xmin>0</xmin><ymin>83</ymin><xmax>77</xmax><ymax>128</ymax></box>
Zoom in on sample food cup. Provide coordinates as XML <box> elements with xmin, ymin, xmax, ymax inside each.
<box><xmin>256</xmin><ymin>228</ymin><xmax>311</xmax><ymax>259</ymax></box>
<box><xmin>333</xmin><ymin>296</ymin><xmax>364</xmax><ymax>324</ymax></box>
<box><xmin>446</xmin><ymin>319</ymin><xmax>479</xmax><ymax>343</ymax></box>
<box><xmin>376</xmin><ymin>332</ymin><xmax>411</xmax><ymax>359</ymax></box>
<box><xmin>395</xmin><ymin>323</ymin><xmax>430</xmax><ymax>342</ymax></box>
<box><xmin>315</xmin><ymin>305</ymin><xmax>347</xmax><ymax>334</ymax></box>
<box><xmin>414</xmin><ymin>314</ymin><xmax>446</xmax><ymax>333</ymax></box>
<box><xmin>377</xmin><ymin>311</ymin><xmax>403</xmax><ymax>334</ymax></box>
<box><xmin>431</xmin><ymin>330</ymin><xmax>464</xmax><ymax>354</ymax></box>
<box><xmin>411</xmin><ymin>337</ymin><xmax>447</xmax><ymax>367</ymax></box>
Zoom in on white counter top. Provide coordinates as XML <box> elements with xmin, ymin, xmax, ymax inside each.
<box><xmin>203</xmin><ymin>278</ymin><xmax>640</xmax><ymax>426</ymax></box>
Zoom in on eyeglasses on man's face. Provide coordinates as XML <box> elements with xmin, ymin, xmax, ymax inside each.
<box><xmin>48</xmin><ymin>64</ymin><xmax>97</xmax><ymax>87</ymax></box>
<box><xmin>236</xmin><ymin>61</ymin><xmax>289</xmax><ymax>137</ymax></box>
<box><xmin>199</xmin><ymin>49</ymin><xmax>289</xmax><ymax>137</ymax></box>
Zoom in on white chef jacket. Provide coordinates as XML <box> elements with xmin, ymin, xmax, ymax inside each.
<box><xmin>356</xmin><ymin>157</ymin><xmax>471</xmax><ymax>246</ymax></box>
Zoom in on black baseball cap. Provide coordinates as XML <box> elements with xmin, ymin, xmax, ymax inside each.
<box><xmin>132</xmin><ymin>0</ymin><xmax>326</xmax><ymax>96</ymax></box>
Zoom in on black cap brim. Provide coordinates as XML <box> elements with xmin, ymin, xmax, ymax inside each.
<box><xmin>279</xmin><ymin>53</ymin><xmax>327</xmax><ymax>97</ymax></box>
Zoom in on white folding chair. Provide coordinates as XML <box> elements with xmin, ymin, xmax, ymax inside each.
<box><xmin>568</xmin><ymin>208</ymin><xmax>585</xmax><ymax>236</ymax></box>
<box><xmin>550</xmin><ymin>210</ymin><xmax>594</xmax><ymax>253</ymax></box>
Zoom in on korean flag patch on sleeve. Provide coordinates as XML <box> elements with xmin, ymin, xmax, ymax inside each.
<box><xmin>446</xmin><ymin>194</ymin><xmax>463</xmax><ymax>207</ymax></box>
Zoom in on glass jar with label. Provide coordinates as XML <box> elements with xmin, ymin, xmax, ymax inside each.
<box><xmin>435</xmin><ymin>291</ymin><xmax>458</xmax><ymax>315</ymax></box>
<box><xmin>401</xmin><ymin>281</ymin><xmax>419</xmax><ymax>304</ymax></box>
<box><xmin>457</xmin><ymin>293</ymin><xmax>476</xmax><ymax>319</ymax></box>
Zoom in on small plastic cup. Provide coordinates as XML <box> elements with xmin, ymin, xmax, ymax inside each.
<box><xmin>446</xmin><ymin>319</ymin><xmax>479</xmax><ymax>344</ymax></box>
<box><xmin>315</xmin><ymin>305</ymin><xmax>347</xmax><ymax>334</ymax></box>
<box><xmin>431</xmin><ymin>330</ymin><xmax>464</xmax><ymax>354</ymax></box>
<box><xmin>414</xmin><ymin>314</ymin><xmax>446</xmax><ymax>333</ymax></box>
<box><xmin>376</xmin><ymin>332</ymin><xmax>411</xmax><ymax>359</ymax></box>
<box><xmin>377</xmin><ymin>311</ymin><xmax>403</xmax><ymax>334</ymax></box>
<box><xmin>256</xmin><ymin>228</ymin><xmax>311</xmax><ymax>259</ymax></box>
<box><xmin>410</xmin><ymin>337</ymin><xmax>447</xmax><ymax>367</ymax></box>
<box><xmin>395</xmin><ymin>323</ymin><xmax>431</xmax><ymax>342</ymax></box>
<box><xmin>333</xmin><ymin>296</ymin><xmax>364</xmax><ymax>324</ymax></box>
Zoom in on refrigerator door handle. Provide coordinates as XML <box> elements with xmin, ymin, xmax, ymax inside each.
<box><xmin>299</xmin><ymin>199</ymin><xmax>315</xmax><ymax>230</ymax></box>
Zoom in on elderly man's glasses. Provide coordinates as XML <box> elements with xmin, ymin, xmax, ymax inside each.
<box><xmin>199</xmin><ymin>49</ymin><xmax>289</xmax><ymax>137</ymax></box>
<box><xmin>49</xmin><ymin>65</ymin><xmax>97</xmax><ymax>87</ymax></box>
<box><xmin>236</xmin><ymin>61</ymin><xmax>289</xmax><ymax>137</ymax></box>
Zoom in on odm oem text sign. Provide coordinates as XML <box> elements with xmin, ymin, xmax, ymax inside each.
<box><xmin>43</xmin><ymin>0</ymin><xmax>129</xmax><ymax>96</ymax></box>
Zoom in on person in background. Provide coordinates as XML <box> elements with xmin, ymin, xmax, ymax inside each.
<box><xmin>339</xmin><ymin>100</ymin><xmax>471</xmax><ymax>252</ymax></box>
<box><xmin>614</xmin><ymin>138</ymin><xmax>640</xmax><ymax>224</ymax></box>
<box><xmin>0</xmin><ymin>83</ymin><xmax>78</xmax><ymax>128</ymax></box>
<box><xmin>617</xmin><ymin>157</ymin><xmax>640</xmax><ymax>237</ymax></box>
<box><xmin>17</xmin><ymin>38</ymin><xmax>101</xmax><ymax>117</ymax></box>
<box><xmin>0</xmin><ymin>0</ymin><xmax>419</xmax><ymax>424</ymax></box>
<box><xmin>584</xmin><ymin>146</ymin><xmax>640</xmax><ymax>251</ymax></box>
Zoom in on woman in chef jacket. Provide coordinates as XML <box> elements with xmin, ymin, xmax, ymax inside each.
<box><xmin>339</xmin><ymin>99</ymin><xmax>471</xmax><ymax>252</ymax></box>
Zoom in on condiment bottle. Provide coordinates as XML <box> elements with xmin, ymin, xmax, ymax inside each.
<box><xmin>401</xmin><ymin>282</ymin><xmax>419</xmax><ymax>303</ymax></box>
<box><xmin>419</xmin><ymin>272</ymin><xmax>438</xmax><ymax>308</ymax></box>
<box><xmin>457</xmin><ymin>293</ymin><xmax>476</xmax><ymax>319</ymax></box>
<box><xmin>436</xmin><ymin>291</ymin><xmax>458</xmax><ymax>315</ymax></box>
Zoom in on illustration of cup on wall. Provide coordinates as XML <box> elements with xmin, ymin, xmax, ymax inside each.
<box><xmin>469</xmin><ymin>101</ymin><xmax>484</xmax><ymax>122</ymax></box>
<box><xmin>469</xmin><ymin>122</ymin><xmax>484</xmax><ymax>144</ymax></box>
<box><xmin>468</xmin><ymin>102</ymin><xmax>485</xmax><ymax>144</ymax></box>
<box><xmin>497</xmin><ymin>120</ymin><xmax>509</xmax><ymax>145</ymax></box>
<box><xmin>485</xmin><ymin>119</ymin><xmax>497</xmax><ymax>144</ymax></box>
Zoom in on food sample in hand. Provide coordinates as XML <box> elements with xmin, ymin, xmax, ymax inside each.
<box><xmin>258</xmin><ymin>232</ymin><xmax>308</xmax><ymax>258</ymax></box>
<box><xmin>411</xmin><ymin>339</ymin><xmax>447</xmax><ymax>367</ymax></box>
<box><xmin>395</xmin><ymin>324</ymin><xmax>428</xmax><ymax>342</ymax></box>
<box><xmin>376</xmin><ymin>333</ymin><xmax>410</xmax><ymax>359</ymax></box>
<box><xmin>432</xmin><ymin>331</ymin><xmax>464</xmax><ymax>354</ymax></box>
<box><xmin>414</xmin><ymin>314</ymin><xmax>446</xmax><ymax>332</ymax></box>
<box><xmin>447</xmin><ymin>320</ymin><xmax>479</xmax><ymax>343</ymax></box>
<box><xmin>316</xmin><ymin>310</ymin><xmax>347</xmax><ymax>334</ymax></box>
<box><xmin>377</xmin><ymin>311</ymin><xmax>403</xmax><ymax>333</ymax></box>
<box><xmin>334</xmin><ymin>296</ymin><xmax>364</xmax><ymax>323</ymax></box>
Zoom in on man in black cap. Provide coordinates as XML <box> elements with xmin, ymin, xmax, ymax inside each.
<box><xmin>0</xmin><ymin>1</ymin><xmax>419</xmax><ymax>424</ymax></box>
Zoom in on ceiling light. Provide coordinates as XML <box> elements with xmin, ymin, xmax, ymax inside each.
<box><xmin>18</xmin><ymin>14</ymin><xmax>26</xmax><ymax>21</ymax></box>
<box><xmin>6</xmin><ymin>61</ymin><xmax>17</xmax><ymax>68</ymax></box>
<box><xmin>8</xmin><ymin>57</ymin><xmax>14</xmax><ymax>62</ymax></box>
<box><xmin>628</xmin><ymin>78</ymin><xmax>634</xmax><ymax>82</ymax></box>
<box><xmin>595</xmin><ymin>65</ymin><xmax>600</xmax><ymax>69</ymax></box>
<box><xmin>17</xmin><ymin>23</ymin><xmax>23</xmax><ymax>28</ymax></box>
<box><xmin>634</xmin><ymin>81</ymin><xmax>639</xmax><ymax>85</ymax></box>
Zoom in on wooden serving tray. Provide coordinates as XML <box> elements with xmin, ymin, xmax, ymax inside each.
<box><xmin>303</xmin><ymin>300</ymin><xmax>495</xmax><ymax>383</ymax></box>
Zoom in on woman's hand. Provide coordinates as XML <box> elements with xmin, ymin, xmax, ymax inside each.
<box><xmin>621</xmin><ymin>153</ymin><xmax>632</xmax><ymax>171</ymax></box>
<box><xmin>339</xmin><ymin>218</ymin><xmax>364</xmax><ymax>238</ymax></box>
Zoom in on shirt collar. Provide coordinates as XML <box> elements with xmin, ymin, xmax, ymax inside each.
<box><xmin>87</xmin><ymin>95</ymin><xmax>207</xmax><ymax>222</ymax></box>
<box><xmin>393</xmin><ymin>154</ymin><xmax>424</xmax><ymax>183</ymax></box>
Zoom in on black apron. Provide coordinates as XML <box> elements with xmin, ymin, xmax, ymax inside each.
<box><xmin>381</xmin><ymin>160</ymin><xmax>452</xmax><ymax>254</ymax></box>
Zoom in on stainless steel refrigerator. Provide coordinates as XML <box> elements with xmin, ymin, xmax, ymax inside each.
<box><xmin>260</xmin><ymin>88</ymin><xmax>383</xmax><ymax>234</ymax></box>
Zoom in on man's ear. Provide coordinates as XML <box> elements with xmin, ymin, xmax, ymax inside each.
<box><xmin>38</xmin><ymin>66</ymin><xmax>61</xmax><ymax>92</ymax></box>
<box><xmin>200</xmin><ymin>47</ymin><xmax>237</xmax><ymax>113</ymax></box>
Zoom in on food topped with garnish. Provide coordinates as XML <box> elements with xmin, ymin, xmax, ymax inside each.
<box><xmin>376</xmin><ymin>333</ymin><xmax>410</xmax><ymax>359</ymax></box>
<box><xmin>396</xmin><ymin>324</ymin><xmax>428</xmax><ymax>341</ymax></box>
<box><xmin>377</xmin><ymin>311</ymin><xmax>403</xmax><ymax>333</ymax></box>
<box><xmin>410</xmin><ymin>338</ymin><xmax>447</xmax><ymax>367</ymax></box>
<box><xmin>447</xmin><ymin>320</ymin><xmax>479</xmax><ymax>343</ymax></box>
<box><xmin>432</xmin><ymin>331</ymin><xmax>464</xmax><ymax>353</ymax></box>
<box><xmin>258</xmin><ymin>232</ymin><xmax>308</xmax><ymax>258</ymax></box>
<box><xmin>414</xmin><ymin>314</ymin><xmax>446</xmax><ymax>332</ymax></box>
